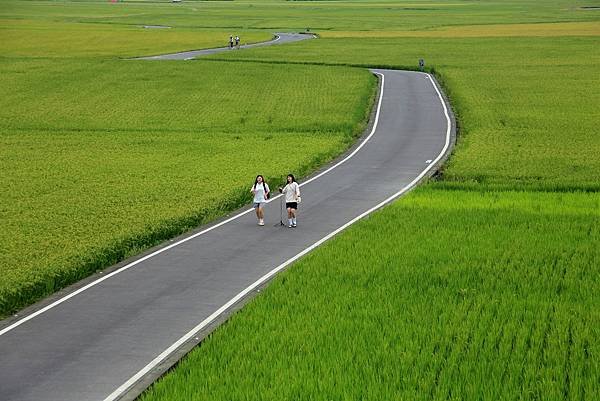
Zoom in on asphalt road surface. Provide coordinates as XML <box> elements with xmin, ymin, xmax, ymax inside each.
<box><xmin>0</xmin><ymin>35</ymin><xmax>454</xmax><ymax>401</ymax></box>
<box><xmin>134</xmin><ymin>32</ymin><xmax>314</xmax><ymax>60</ymax></box>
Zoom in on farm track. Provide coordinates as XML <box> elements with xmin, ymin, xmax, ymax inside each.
<box><xmin>0</xmin><ymin>33</ymin><xmax>455</xmax><ymax>401</ymax></box>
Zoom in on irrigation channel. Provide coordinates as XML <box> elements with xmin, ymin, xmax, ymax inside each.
<box><xmin>0</xmin><ymin>33</ymin><xmax>455</xmax><ymax>401</ymax></box>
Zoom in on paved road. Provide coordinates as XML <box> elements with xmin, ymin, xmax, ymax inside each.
<box><xmin>134</xmin><ymin>32</ymin><xmax>314</xmax><ymax>60</ymax></box>
<box><xmin>0</xmin><ymin>43</ymin><xmax>454</xmax><ymax>401</ymax></box>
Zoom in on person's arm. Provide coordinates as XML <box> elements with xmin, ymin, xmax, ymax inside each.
<box><xmin>265</xmin><ymin>184</ymin><xmax>270</xmax><ymax>197</ymax></box>
<box><xmin>295</xmin><ymin>183</ymin><xmax>301</xmax><ymax>199</ymax></box>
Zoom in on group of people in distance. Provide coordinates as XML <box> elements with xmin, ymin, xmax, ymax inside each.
<box><xmin>251</xmin><ymin>174</ymin><xmax>300</xmax><ymax>228</ymax></box>
<box><xmin>228</xmin><ymin>35</ymin><xmax>241</xmax><ymax>49</ymax></box>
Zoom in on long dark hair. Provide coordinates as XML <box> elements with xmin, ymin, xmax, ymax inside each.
<box><xmin>287</xmin><ymin>174</ymin><xmax>296</xmax><ymax>183</ymax></box>
<box><xmin>253</xmin><ymin>175</ymin><xmax>267</xmax><ymax>192</ymax></box>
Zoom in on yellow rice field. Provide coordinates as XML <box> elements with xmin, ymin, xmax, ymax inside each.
<box><xmin>319</xmin><ymin>21</ymin><xmax>600</xmax><ymax>38</ymax></box>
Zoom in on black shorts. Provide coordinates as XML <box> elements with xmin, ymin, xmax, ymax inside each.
<box><xmin>286</xmin><ymin>202</ymin><xmax>298</xmax><ymax>210</ymax></box>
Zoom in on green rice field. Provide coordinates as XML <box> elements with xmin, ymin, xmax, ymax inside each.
<box><xmin>1</xmin><ymin>0</ymin><xmax>599</xmax><ymax>398</ymax></box>
<box><xmin>141</xmin><ymin>188</ymin><xmax>599</xmax><ymax>401</ymax></box>
<box><xmin>138</xmin><ymin>0</ymin><xmax>597</xmax><ymax>400</ymax></box>
<box><xmin>0</xmin><ymin>3</ymin><xmax>376</xmax><ymax>315</ymax></box>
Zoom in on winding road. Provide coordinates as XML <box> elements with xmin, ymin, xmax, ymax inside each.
<box><xmin>134</xmin><ymin>32</ymin><xmax>314</xmax><ymax>60</ymax></box>
<box><xmin>0</xmin><ymin>33</ymin><xmax>455</xmax><ymax>401</ymax></box>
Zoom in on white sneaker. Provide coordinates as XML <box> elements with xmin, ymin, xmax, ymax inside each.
<box><xmin>292</xmin><ymin>223</ymin><xmax>297</xmax><ymax>227</ymax></box>
<box><xmin>258</xmin><ymin>219</ymin><xmax>264</xmax><ymax>226</ymax></box>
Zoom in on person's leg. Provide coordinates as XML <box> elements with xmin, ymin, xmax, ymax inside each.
<box><xmin>287</xmin><ymin>207</ymin><xmax>293</xmax><ymax>227</ymax></box>
<box><xmin>255</xmin><ymin>206</ymin><xmax>260</xmax><ymax>221</ymax></box>
<box><xmin>291</xmin><ymin>208</ymin><xmax>297</xmax><ymax>226</ymax></box>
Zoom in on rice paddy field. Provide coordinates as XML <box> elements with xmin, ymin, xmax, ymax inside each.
<box><xmin>141</xmin><ymin>189</ymin><xmax>599</xmax><ymax>401</ymax></box>
<box><xmin>0</xmin><ymin>3</ymin><xmax>376</xmax><ymax>315</ymax></box>
<box><xmin>1</xmin><ymin>0</ymin><xmax>599</xmax><ymax>399</ymax></box>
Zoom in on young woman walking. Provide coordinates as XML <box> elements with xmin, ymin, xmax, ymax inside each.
<box><xmin>279</xmin><ymin>174</ymin><xmax>300</xmax><ymax>228</ymax></box>
<box><xmin>251</xmin><ymin>175</ymin><xmax>270</xmax><ymax>226</ymax></box>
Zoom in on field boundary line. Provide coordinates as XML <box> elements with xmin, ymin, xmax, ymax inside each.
<box><xmin>102</xmin><ymin>71</ymin><xmax>451</xmax><ymax>401</ymax></box>
<box><xmin>0</xmin><ymin>72</ymin><xmax>385</xmax><ymax>338</ymax></box>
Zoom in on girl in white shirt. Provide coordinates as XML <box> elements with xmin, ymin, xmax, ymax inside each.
<box><xmin>279</xmin><ymin>174</ymin><xmax>300</xmax><ymax>228</ymax></box>
<box><xmin>251</xmin><ymin>175</ymin><xmax>269</xmax><ymax>226</ymax></box>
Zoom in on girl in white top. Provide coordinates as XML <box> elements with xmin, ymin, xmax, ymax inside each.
<box><xmin>279</xmin><ymin>174</ymin><xmax>300</xmax><ymax>228</ymax></box>
<box><xmin>251</xmin><ymin>175</ymin><xmax>269</xmax><ymax>226</ymax></box>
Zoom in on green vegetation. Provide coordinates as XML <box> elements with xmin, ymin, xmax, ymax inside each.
<box><xmin>1</xmin><ymin>0</ymin><xmax>599</xmax><ymax>398</ymax></box>
<box><xmin>0</xmin><ymin>1</ymin><xmax>272</xmax><ymax>57</ymax></box>
<box><xmin>136</xmin><ymin>1</ymin><xmax>598</xmax><ymax>399</ymax></box>
<box><xmin>0</xmin><ymin>2</ymin><xmax>376</xmax><ymax>315</ymax></box>
<box><xmin>141</xmin><ymin>188</ymin><xmax>599</xmax><ymax>401</ymax></box>
<box><xmin>212</xmin><ymin>35</ymin><xmax>600</xmax><ymax>191</ymax></box>
<box><xmin>0</xmin><ymin>19</ymin><xmax>272</xmax><ymax>58</ymax></box>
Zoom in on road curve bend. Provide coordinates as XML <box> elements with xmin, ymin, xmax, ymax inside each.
<box><xmin>134</xmin><ymin>32</ymin><xmax>314</xmax><ymax>60</ymax></box>
<box><xmin>0</xmin><ymin>34</ymin><xmax>455</xmax><ymax>401</ymax></box>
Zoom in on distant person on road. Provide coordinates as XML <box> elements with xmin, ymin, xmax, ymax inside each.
<box><xmin>251</xmin><ymin>175</ymin><xmax>270</xmax><ymax>226</ymax></box>
<box><xmin>229</xmin><ymin>35</ymin><xmax>234</xmax><ymax>49</ymax></box>
<box><xmin>279</xmin><ymin>174</ymin><xmax>300</xmax><ymax>228</ymax></box>
<box><xmin>235</xmin><ymin>35</ymin><xmax>240</xmax><ymax>48</ymax></box>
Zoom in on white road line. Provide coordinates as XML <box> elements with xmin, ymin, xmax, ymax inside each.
<box><xmin>102</xmin><ymin>71</ymin><xmax>451</xmax><ymax>401</ymax></box>
<box><xmin>296</xmin><ymin>72</ymin><xmax>384</xmax><ymax>188</ymax></box>
<box><xmin>0</xmin><ymin>72</ymin><xmax>384</xmax><ymax>337</ymax></box>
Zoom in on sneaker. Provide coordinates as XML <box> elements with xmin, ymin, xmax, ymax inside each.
<box><xmin>288</xmin><ymin>224</ymin><xmax>293</xmax><ymax>228</ymax></box>
<box><xmin>292</xmin><ymin>223</ymin><xmax>297</xmax><ymax>227</ymax></box>
<box><xmin>258</xmin><ymin>219</ymin><xmax>264</xmax><ymax>226</ymax></box>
